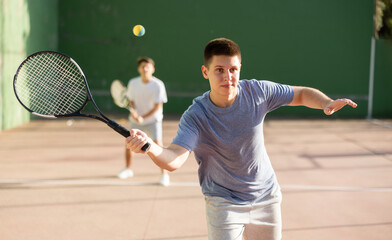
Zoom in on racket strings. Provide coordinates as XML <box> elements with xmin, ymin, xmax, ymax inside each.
<box><xmin>15</xmin><ymin>53</ymin><xmax>87</xmax><ymax>116</ymax></box>
<box><xmin>39</xmin><ymin>54</ymin><xmax>85</xmax><ymax>112</ymax></box>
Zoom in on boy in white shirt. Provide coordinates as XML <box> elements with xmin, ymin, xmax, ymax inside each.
<box><xmin>117</xmin><ymin>57</ymin><xmax>169</xmax><ymax>186</ymax></box>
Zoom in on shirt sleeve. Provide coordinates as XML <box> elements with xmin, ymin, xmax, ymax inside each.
<box><xmin>258</xmin><ymin>80</ymin><xmax>294</xmax><ymax>112</ymax></box>
<box><xmin>171</xmin><ymin>108</ymin><xmax>199</xmax><ymax>152</ymax></box>
<box><xmin>155</xmin><ymin>80</ymin><xmax>168</xmax><ymax>104</ymax></box>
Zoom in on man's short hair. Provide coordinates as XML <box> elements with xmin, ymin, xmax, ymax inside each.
<box><xmin>137</xmin><ymin>57</ymin><xmax>155</xmax><ymax>66</ymax></box>
<box><xmin>204</xmin><ymin>38</ymin><xmax>241</xmax><ymax>67</ymax></box>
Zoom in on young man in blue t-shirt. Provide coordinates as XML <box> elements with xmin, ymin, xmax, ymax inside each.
<box><xmin>125</xmin><ymin>38</ymin><xmax>357</xmax><ymax>240</ymax></box>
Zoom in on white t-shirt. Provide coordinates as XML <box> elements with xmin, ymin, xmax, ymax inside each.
<box><xmin>127</xmin><ymin>76</ymin><xmax>167</xmax><ymax>125</ymax></box>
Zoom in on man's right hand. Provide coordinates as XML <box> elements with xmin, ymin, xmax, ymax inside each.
<box><xmin>126</xmin><ymin>129</ymin><xmax>150</xmax><ymax>153</ymax></box>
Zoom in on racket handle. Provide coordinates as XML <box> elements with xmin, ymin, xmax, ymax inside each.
<box><xmin>141</xmin><ymin>142</ymin><xmax>151</xmax><ymax>152</ymax></box>
<box><xmin>107</xmin><ymin>119</ymin><xmax>130</xmax><ymax>137</ymax></box>
<box><xmin>107</xmin><ymin>119</ymin><xmax>151</xmax><ymax>152</ymax></box>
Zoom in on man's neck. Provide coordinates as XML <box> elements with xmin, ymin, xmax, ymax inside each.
<box><xmin>209</xmin><ymin>90</ymin><xmax>238</xmax><ymax>108</ymax></box>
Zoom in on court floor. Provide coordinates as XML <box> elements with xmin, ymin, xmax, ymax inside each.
<box><xmin>0</xmin><ymin>116</ymin><xmax>391</xmax><ymax>240</ymax></box>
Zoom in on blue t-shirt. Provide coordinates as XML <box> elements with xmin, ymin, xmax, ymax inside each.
<box><xmin>172</xmin><ymin>80</ymin><xmax>294</xmax><ymax>204</ymax></box>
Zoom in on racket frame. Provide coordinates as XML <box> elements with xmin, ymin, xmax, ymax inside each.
<box><xmin>13</xmin><ymin>51</ymin><xmax>150</xmax><ymax>151</ymax></box>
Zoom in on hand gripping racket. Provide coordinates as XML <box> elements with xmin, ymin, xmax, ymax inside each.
<box><xmin>13</xmin><ymin>51</ymin><xmax>150</xmax><ymax>152</ymax></box>
<box><xmin>110</xmin><ymin>79</ymin><xmax>132</xmax><ymax>111</ymax></box>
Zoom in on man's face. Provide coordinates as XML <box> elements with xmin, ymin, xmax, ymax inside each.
<box><xmin>202</xmin><ymin>55</ymin><xmax>241</xmax><ymax>100</ymax></box>
<box><xmin>138</xmin><ymin>62</ymin><xmax>155</xmax><ymax>79</ymax></box>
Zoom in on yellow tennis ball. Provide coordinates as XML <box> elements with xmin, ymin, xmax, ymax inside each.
<box><xmin>133</xmin><ymin>25</ymin><xmax>145</xmax><ymax>37</ymax></box>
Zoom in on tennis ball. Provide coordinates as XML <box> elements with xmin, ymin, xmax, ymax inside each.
<box><xmin>133</xmin><ymin>25</ymin><xmax>145</xmax><ymax>37</ymax></box>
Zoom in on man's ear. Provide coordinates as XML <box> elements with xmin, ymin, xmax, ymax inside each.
<box><xmin>201</xmin><ymin>65</ymin><xmax>208</xmax><ymax>79</ymax></box>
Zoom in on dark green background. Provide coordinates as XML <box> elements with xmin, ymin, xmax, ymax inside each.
<box><xmin>1</xmin><ymin>0</ymin><xmax>391</xmax><ymax>130</ymax></box>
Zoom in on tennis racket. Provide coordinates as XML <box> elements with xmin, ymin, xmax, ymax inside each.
<box><xmin>110</xmin><ymin>79</ymin><xmax>132</xmax><ymax>111</ymax></box>
<box><xmin>13</xmin><ymin>51</ymin><xmax>150</xmax><ymax>151</ymax></box>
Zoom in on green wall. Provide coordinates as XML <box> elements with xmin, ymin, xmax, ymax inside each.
<box><xmin>57</xmin><ymin>0</ymin><xmax>377</xmax><ymax>118</ymax></box>
<box><xmin>0</xmin><ymin>0</ymin><xmax>58</xmax><ymax>130</ymax></box>
<box><xmin>1</xmin><ymin>0</ymin><xmax>391</xmax><ymax>131</ymax></box>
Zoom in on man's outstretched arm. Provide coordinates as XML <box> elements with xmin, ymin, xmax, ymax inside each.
<box><xmin>288</xmin><ymin>86</ymin><xmax>357</xmax><ymax>115</ymax></box>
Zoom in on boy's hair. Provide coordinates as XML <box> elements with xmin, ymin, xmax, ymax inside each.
<box><xmin>137</xmin><ymin>57</ymin><xmax>155</xmax><ymax>66</ymax></box>
<box><xmin>204</xmin><ymin>38</ymin><xmax>241</xmax><ymax>67</ymax></box>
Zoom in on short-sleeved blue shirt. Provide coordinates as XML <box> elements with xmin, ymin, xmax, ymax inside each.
<box><xmin>172</xmin><ymin>80</ymin><xmax>294</xmax><ymax>204</ymax></box>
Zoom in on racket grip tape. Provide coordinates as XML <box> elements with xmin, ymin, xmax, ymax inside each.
<box><xmin>107</xmin><ymin>119</ymin><xmax>130</xmax><ymax>137</ymax></box>
<box><xmin>107</xmin><ymin>119</ymin><xmax>150</xmax><ymax>152</ymax></box>
<box><xmin>141</xmin><ymin>142</ymin><xmax>151</xmax><ymax>152</ymax></box>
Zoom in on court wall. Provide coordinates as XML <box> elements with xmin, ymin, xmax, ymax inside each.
<box><xmin>56</xmin><ymin>0</ymin><xmax>391</xmax><ymax>118</ymax></box>
<box><xmin>0</xmin><ymin>0</ymin><xmax>58</xmax><ymax>130</ymax></box>
<box><xmin>1</xmin><ymin>0</ymin><xmax>391</xmax><ymax>131</ymax></box>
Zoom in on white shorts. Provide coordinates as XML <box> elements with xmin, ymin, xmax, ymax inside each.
<box><xmin>205</xmin><ymin>186</ymin><xmax>282</xmax><ymax>240</ymax></box>
<box><xmin>129</xmin><ymin>121</ymin><xmax>162</xmax><ymax>141</ymax></box>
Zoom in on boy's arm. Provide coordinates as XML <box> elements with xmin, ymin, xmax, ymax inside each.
<box><xmin>141</xmin><ymin>102</ymin><xmax>163</xmax><ymax>119</ymax></box>
<box><xmin>128</xmin><ymin>100</ymin><xmax>143</xmax><ymax>122</ymax></box>
<box><xmin>126</xmin><ymin>129</ymin><xmax>190</xmax><ymax>171</ymax></box>
<box><xmin>129</xmin><ymin>102</ymin><xmax>163</xmax><ymax>123</ymax></box>
<box><xmin>289</xmin><ymin>86</ymin><xmax>357</xmax><ymax>115</ymax></box>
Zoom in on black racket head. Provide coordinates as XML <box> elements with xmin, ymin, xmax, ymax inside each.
<box><xmin>13</xmin><ymin>51</ymin><xmax>143</xmax><ymax>147</ymax></box>
<box><xmin>13</xmin><ymin>51</ymin><xmax>89</xmax><ymax>118</ymax></box>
